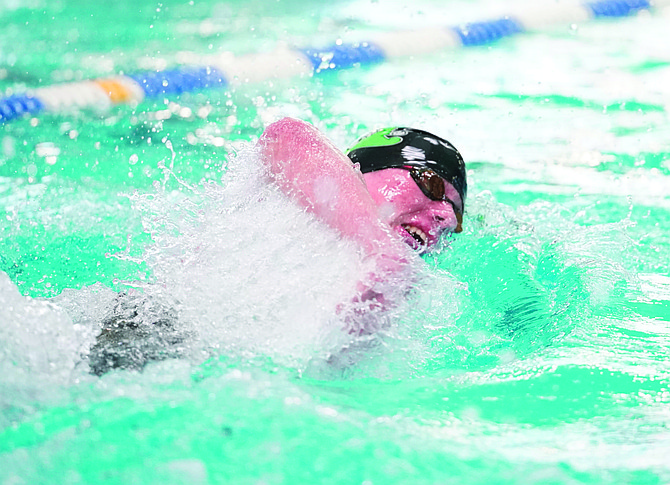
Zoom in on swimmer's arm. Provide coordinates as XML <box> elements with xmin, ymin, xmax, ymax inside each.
<box><xmin>258</xmin><ymin>117</ymin><xmax>408</xmax><ymax>276</ymax></box>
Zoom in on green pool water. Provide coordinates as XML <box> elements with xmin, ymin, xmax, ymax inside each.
<box><xmin>1</xmin><ymin>0</ymin><xmax>670</xmax><ymax>484</ymax></box>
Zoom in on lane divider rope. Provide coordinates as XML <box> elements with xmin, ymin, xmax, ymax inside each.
<box><xmin>1</xmin><ymin>0</ymin><xmax>667</xmax><ymax>124</ymax></box>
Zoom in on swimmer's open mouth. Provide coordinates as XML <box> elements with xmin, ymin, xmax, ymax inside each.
<box><xmin>402</xmin><ymin>224</ymin><xmax>427</xmax><ymax>247</ymax></box>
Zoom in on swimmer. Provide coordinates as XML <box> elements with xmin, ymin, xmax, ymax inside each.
<box><xmin>258</xmin><ymin>118</ymin><xmax>466</xmax><ymax>336</ymax></box>
<box><xmin>258</xmin><ymin>118</ymin><xmax>466</xmax><ymax>279</ymax></box>
<box><xmin>89</xmin><ymin>118</ymin><xmax>466</xmax><ymax>374</ymax></box>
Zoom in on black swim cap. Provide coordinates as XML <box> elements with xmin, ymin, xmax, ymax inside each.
<box><xmin>346</xmin><ymin>127</ymin><xmax>467</xmax><ymax>209</ymax></box>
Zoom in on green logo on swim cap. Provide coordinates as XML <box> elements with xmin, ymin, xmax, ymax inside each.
<box><xmin>346</xmin><ymin>127</ymin><xmax>402</xmax><ymax>154</ymax></box>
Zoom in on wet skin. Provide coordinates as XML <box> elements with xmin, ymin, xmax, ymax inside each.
<box><xmin>258</xmin><ymin>118</ymin><xmax>463</xmax><ymax>284</ymax></box>
<box><xmin>362</xmin><ymin>168</ymin><xmax>462</xmax><ymax>252</ymax></box>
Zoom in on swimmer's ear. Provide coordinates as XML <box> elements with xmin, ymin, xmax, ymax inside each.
<box><xmin>454</xmin><ymin>212</ymin><xmax>463</xmax><ymax>233</ymax></box>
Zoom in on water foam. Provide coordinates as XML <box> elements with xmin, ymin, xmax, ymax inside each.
<box><xmin>0</xmin><ymin>272</ymin><xmax>104</xmax><ymax>422</ymax></box>
<box><xmin>114</xmin><ymin>143</ymin><xmax>427</xmax><ymax>369</ymax></box>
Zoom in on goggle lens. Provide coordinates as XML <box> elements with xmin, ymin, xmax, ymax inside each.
<box><xmin>413</xmin><ymin>169</ymin><xmax>444</xmax><ymax>201</ymax></box>
<box><xmin>409</xmin><ymin>168</ymin><xmax>464</xmax><ymax>233</ymax></box>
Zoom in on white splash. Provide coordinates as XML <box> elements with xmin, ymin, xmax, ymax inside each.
<box><xmin>0</xmin><ymin>273</ymin><xmax>105</xmax><ymax>415</ymax></box>
<box><xmin>128</xmin><ymin>143</ymin><xmax>401</xmax><ymax>366</ymax></box>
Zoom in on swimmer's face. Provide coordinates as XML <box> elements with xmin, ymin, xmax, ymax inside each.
<box><xmin>362</xmin><ymin>168</ymin><xmax>463</xmax><ymax>252</ymax></box>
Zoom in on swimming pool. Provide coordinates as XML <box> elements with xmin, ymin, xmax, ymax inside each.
<box><xmin>2</xmin><ymin>0</ymin><xmax>670</xmax><ymax>483</ymax></box>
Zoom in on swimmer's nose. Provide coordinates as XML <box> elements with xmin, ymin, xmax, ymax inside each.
<box><xmin>433</xmin><ymin>206</ymin><xmax>463</xmax><ymax>233</ymax></box>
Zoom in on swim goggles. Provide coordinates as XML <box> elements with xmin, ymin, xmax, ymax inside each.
<box><xmin>408</xmin><ymin>167</ymin><xmax>464</xmax><ymax>232</ymax></box>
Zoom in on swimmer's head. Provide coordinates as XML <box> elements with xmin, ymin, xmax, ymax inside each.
<box><xmin>346</xmin><ymin>127</ymin><xmax>466</xmax><ymax>251</ymax></box>
<box><xmin>346</xmin><ymin>127</ymin><xmax>467</xmax><ymax>215</ymax></box>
